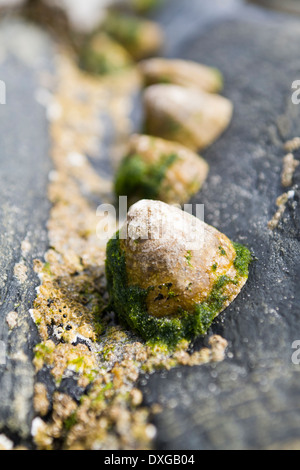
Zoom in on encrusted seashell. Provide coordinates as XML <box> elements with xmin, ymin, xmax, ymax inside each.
<box><xmin>103</xmin><ymin>12</ymin><xmax>164</xmax><ymax>60</ymax></box>
<box><xmin>139</xmin><ymin>58</ymin><xmax>223</xmax><ymax>93</ymax></box>
<box><xmin>144</xmin><ymin>84</ymin><xmax>233</xmax><ymax>151</ymax></box>
<box><xmin>106</xmin><ymin>200</ymin><xmax>252</xmax><ymax>347</ymax></box>
<box><xmin>115</xmin><ymin>134</ymin><xmax>209</xmax><ymax>205</ymax></box>
<box><xmin>79</xmin><ymin>33</ymin><xmax>132</xmax><ymax>75</ymax></box>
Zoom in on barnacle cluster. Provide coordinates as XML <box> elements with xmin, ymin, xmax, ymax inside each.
<box><xmin>102</xmin><ymin>7</ymin><xmax>250</xmax><ymax>347</ymax></box>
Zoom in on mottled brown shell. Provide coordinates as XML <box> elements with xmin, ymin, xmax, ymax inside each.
<box><xmin>128</xmin><ymin>134</ymin><xmax>209</xmax><ymax>204</ymax></box>
<box><xmin>139</xmin><ymin>58</ymin><xmax>223</xmax><ymax>93</ymax></box>
<box><xmin>120</xmin><ymin>200</ymin><xmax>246</xmax><ymax>318</ymax></box>
<box><xmin>144</xmin><ymin>84</ymin><xmax>233</xmax><ymax>151</ymax></box>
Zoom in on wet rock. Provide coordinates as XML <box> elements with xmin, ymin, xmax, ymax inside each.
<box><xmin>0</xmin><ymin>20</ymin><xmax>53</xmax><ymax>441</ymax></box>
<box><xmin>106</xmin><ymin>200</ymin><xmax>251</xmax><ymax>348</ymax></box>
<box><xmin>103</xmin><ymin>11</ymin><xmax>164</xmax><ymax>61</ymax></box>
<box><xmin>139</xmin><ymin>58</ymin><xmax>223</xmax><ymax>93</ymax></box>
<box><xmin>156</xmin><ymin>0</ymin><xmax>242</xmax><ymax>58</ymax></box>
<box><xmin>144</xmin><ymin>84</ymin><xmax>233</xmax><ymax>151</ymax></box>
<box><xmin>79</xmin><ymin>33</ymin><xmax>133</xmax><ymax>76</ymax></box>
<box><xmin>114</xmin><ymin>134</ymin><xmax>209</xmax><ymax>205</ymax></box>
<box><xmin>140</xmin><ymin>0</ymin><xmax>300</xmax><ymax>450</ymax></box>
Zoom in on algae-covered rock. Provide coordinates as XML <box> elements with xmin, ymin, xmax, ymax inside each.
<box><xmin>139</xmin><ymin>58</ymin><xmax>223</xmax><ymax>93</ymax></box>
<box><xmin>144</xmin><ymin>84</ymin><xmax>233</xmax><ymax>151</ymax></box>
<box><xmin>79</xmin><ymin>33</ymin><xmax>132</xmax><ymax>75</ymax></box>
<box><xmin>128</xmin><ymin>0</ymin><xmax>164</xmax><ymax>13</ymax></box>
<box><xmin>103</xmin><ymin>12</ymin><xmax>163</xmax><ymax>61</ymax></box>
<box><xmin>114</xmin><ymin>134</ymin><xmax>209</xmax><ymax>205</ymax></box>
<box><xmin>106</xmin><ymin>200</ymin><xmax>251</xmax><ymax>348</ymax></box>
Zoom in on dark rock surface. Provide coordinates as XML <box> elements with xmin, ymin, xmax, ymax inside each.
<box><xmin>1</xmin><ymin>0</ymin><xmax>300</xmax><ymax>450</ymax></box>
<box><xmin>140</xmin><ymin>0</ymin><xmax>300</xmax><ymax>450</ymax></box>
<box><xmin>0</xmin><ymin>20</ymin><xmax>53</xmax><ymax>441</ymax></box>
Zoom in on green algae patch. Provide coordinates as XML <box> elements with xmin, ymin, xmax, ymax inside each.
<box><xmin>211</xmin><ymin>67</ymin><xmax>224</xmax><ymax>92</ymax></box>
<box><xmin>103</xmin><ymin>13</ymin><xmax>145</xmax><ymax>59</ymax></box>
<box><xmin>116</xmin><ymin>134</ymin><xmax>209</xmax><ymax>205</ymax></box>
<box><xmin>79</xmin><ymin>33</ymin><xmax>132</xmax><ymax>76</ymax></box>
<box><xmin>185</xmin><ymin>251</ymin><xmax>193</xmax><ymax>268</ymax></box>
<box><xmin>102</xmin><ymin>11</ymin><xmax>163</xmax><ymax>61</ymax></box>
<box><xmin>105</xmin><ymin>233</ymin><xmax>252</xmax><ymax>349</ymax></box>
<box><xmin>233</xmin><ymin>242</ymin><xmax>253</xmax><ymax>277</ymax></box>
<box><xmin>130</xmin><ymin>0</ymin><xmax>164</xmax><ymax>12</ymax></box>
<box><xmin>115</xmin><ymin>152</ymin><xmax>178</xmax><ymax>202</ymax></box>
<box><xmin>64</xmin><ymin>411</ymin><xmax>78</xmax><ymax>432</ymax></box>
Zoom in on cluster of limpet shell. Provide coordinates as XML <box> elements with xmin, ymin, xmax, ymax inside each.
<box><xmin>21</xmin><ymin>1</ymin><xmax>249</xmax><ymax>351</ymax></box>
<box><xmin>76</xmin><ymin>2</ymin><xmax>233</xmax><ymax>207</ymax></box>
<box><xmin>114</xmin><ymin>58</ymin><xmax>233</xmax><ymax>203</ymax></box>
<box><xmin>100</xmin><ymin>11</ymin><xmax>251</xmax><ymax>348</ymax></box>
<box><xmin>79</xmin><ymin>8</ymin><xmax>165</xmax><ymax>76</ymax></box>
<box><xmin>3</xmin><ymin>0</ymin><xmax>251</xmax><ymax>451</ymax></box>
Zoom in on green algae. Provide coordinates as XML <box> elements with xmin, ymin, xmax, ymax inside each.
<box><xmin>185</xmin><ymin>250</ymin><xmax>193</xmax><ymax>268</ymax></box>
<box><xmin>105</xmin><ymin>232</ymin><xmax>252</xmax><ymax>349</ymax></box>
<box><xmin>64</xmin><ymin>411</ymin><xmax>78</xmax><ymax>432</ymax></box>
<box><xmin>130</xmin><ymin>0</ymin><xmax>163</xmax><ymax>12</ymax></box>
<box><xmin>79</xmin><ymin>34</ymin><xmax>132</xmax><ymax>76</ymax></box>
<box><xmin>114</xmin><ymin>152</ymin><xmax>178</xmax><ymax>202</ymax></box>
<box><xmin>211</xmin><ymin>67</ymin><xmax>224</xmax><ymax>93</ymax></box>
<box><xmin>43</xmin><ymin>262</ymin><xmax>53</xmax><ymax>276</ymax></box>
<box><xmin>34</xmin><ymin>342</ymin><xmax>55</xmax><ymax>361</ymax></box>
<box><xmin>104</xmin><ymin>13</ymin><xmax>144</xmax><ymax>58</ymax></box>
<box><xmin>233</xmin><ymin>242</ymin><xmax>253</xmax><ymax>277</ymax></box>
<box><xmin>219</xmin><ymin>246</ymin><xmax>227</xmax><ymax>256</ymax></box>
<box><xmin>80</xmin><ymin>49</ymin><xmax>128</xmax><ymax>75</ymax></box>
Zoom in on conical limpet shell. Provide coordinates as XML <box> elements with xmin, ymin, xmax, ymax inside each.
<box><xmin>106</xmin><ymin>200</ymin><xmax>252</xmax><ymax>348</ymax></box>
<box><xmin>103</xmin><ymin>12</ymin><xmax>164</xmax><ymax>61</ymax></box>
<box><xmin>79</xmin><ymin>33</ymin><xmax>132</xmax><ymax>76</ymax></box>
<box><xmin>115</xmin><ymin>134</ymin><xmax>209</xmax><ymax>205</ymax></box>
<box><xmin>139</xmin><ymin>58</ymin><xmax>223</xmax><ymax>93</ymax></box>
<box><xmin>144</xmin><ymin>84</ymin><xmax>233</xmax><ymax>151</ymax></box>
